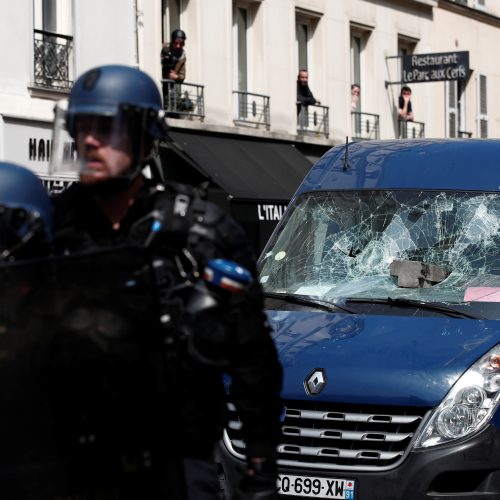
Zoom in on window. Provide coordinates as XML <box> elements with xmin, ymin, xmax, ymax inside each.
<box><xmin>351</xmin><ymin>33</ymin><xmax>362</xmax><ymax>108</ymax></box>
<box><xmin>397</xmin><ymin>36</ymin><xmax>417</xmax><ymax>83</ymax></box>
<box><xmin>162</xmin><ymin>0</ymin><xmax>182</xmax><ymax>44</ymax></box>
<box><xmin>476</xmin><ymin>74</ymin><xmax>488</xmax><ymax>138</ymax></box>
<box><xmin>42</xmin><ymin>0</ymin><xmax>56</xmax><ymax>31</ymax></box>
<box><xmin>295</xmin><ymin>8</ymin><xmax>321</xmax><ymax>74</ymax></box>
<box><xmin>34</xmin><ymin>0</ymin><xmax>72</xmax><ymax>37</ymax></box>
<box><xmin>448</xmin><ymin>82</ymin><xmax>458</xmax><ymax>138</ymax></box>
<box><xmin>33</xmin><ymin>0</ymin><xmax>73</xmax><ymax>90</ymax></box>
<box><xmin>296</xmin><ymin>22</ymin><xmax>309</xmax><ymax>71</ymax></box>
<box><xmin>447</xmin><ymin>81</ymin><xmax>467</xmax><ymax>138</ymax></box>
<box><xmin>473</xmin><ymin>0</ymin><xmax>486</xmax><ymax>12</ymax></box>
<box><xmin>350</xmin><ymin>27</ymin><xmax>371</xmax><ymax>110</ymax></box>
<box><xmin>234</xmin><ymin>5</ymin><xmax>248</xmax><ymax>93</ymax></box>
<box><xmin>232</xmin><ymin>1</ymin><xmax>269</xmax><ymax>127</ymax></box>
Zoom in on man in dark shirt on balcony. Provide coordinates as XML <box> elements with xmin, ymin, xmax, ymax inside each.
<box><xmin>297</xmin><ymin>69</ymin><xmax>319</xmax><ymax>109</ymax></box>
<box><xmin>296</xmin><ymin>69</ymin><xmax>320</xmax><ymax>129</ymax></box>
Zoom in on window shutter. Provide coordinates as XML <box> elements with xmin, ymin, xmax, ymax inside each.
<box><xmin>477</xmin><ymin>74</ymin><xmax>488</xmax><ymax>138</ymax></box>
<box><xmin>479</xmin><ymin>75</ymin><xmax>487</xmax><ymax>115</ymax></box>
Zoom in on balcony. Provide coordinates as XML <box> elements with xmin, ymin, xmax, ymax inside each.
<box><xmin>351</xmin><ymin>112</ymin><xmax>380</xmax><ymax>140</ymax></box>
<box><xmin>233</xmin><ymin>91</ymin><xmax>270</xmax><ymax>130</ymax></box>
<box><xmin>297</xmin><ymin>104</ymin><xmax>330</xmax><ymax>139</ymax></box>
<box><xmin>162</xmin><ymin>80</ymin><xmax>205</xmax><ymax>121</ymax></box>
<box><xmin>399</xmin><ymin>120</ymin><xmax>425</xmax><ymax>139</ymax></box>
<box><xmin>33</xmin><ymin>29</ymin><xmax>73</xmax><ymax>90</ymax></box>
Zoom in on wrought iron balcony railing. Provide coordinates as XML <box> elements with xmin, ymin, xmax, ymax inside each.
<box><xmin>233</xmin><ymin>91</ymin><xmax>270</xmax><ymax>130</ymax></box>
<box><xmin>458</xmin><ymin>130</ymin><xmax>473</xmax><ymax>138</ymax></box>
<box><xmin>162</xmin><ymin>80</ymin><xmax>205</xmax><ymax>121</ymax></box>
<box><xmin>399</xmin><ymin>119</ymin><xmax>425</xmax><ymax>139</ymax></box>
<box><xmin>351</xmin><ymin>111</ymin><xmax>380</xmax><ymax>140</ymax></box>
<box><xmin>297</xmin><ymin>103</ymin><xmax>330</xmax><ymax>138</ymax></box>
<box><xmin>33</xmin><ymin>29</ymin><xmax>73</xmax><ymax>90</ymax></box>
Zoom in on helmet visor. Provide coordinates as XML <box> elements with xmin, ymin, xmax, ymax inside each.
<box><xmin>50</xmin><ymin>100</ymin><xmax>154</xmax><ymax>183</ymax></box>
<box><xmin>49</xmin><ymin>99</ymin><xmax>80</xmax><ymax>177</ymax></box>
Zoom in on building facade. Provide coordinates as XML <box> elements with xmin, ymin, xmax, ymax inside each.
<box><xmin>1</xmin><ymin>0</ymin><xmax>499</xmax><ymax>248</ymax></box>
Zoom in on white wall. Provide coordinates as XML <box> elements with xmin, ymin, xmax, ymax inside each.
<box><xmin>73</xmin><ymin>0</ymin><xmax>136</xmax><ymax>74</ymax></box>
<box><xmin>2</xmin><ymin>0</ymin><xmax>500</xmax><ymax>171</ymax></box>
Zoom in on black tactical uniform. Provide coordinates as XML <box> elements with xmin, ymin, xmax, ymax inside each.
<box><xmin>53</xmin><ymin>178</ymin><xmax>283</xmax><ymax>497</ymax></box>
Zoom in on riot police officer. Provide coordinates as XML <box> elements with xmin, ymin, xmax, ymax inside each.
<box><xmin>51</xmin><ymin>64</ymin><xmax>283</xmax><ymax>500</ymax></box>
<box><xmin>0</xmin><ymin>161</ymin><xmax>53</xmax><ymax>260</ymax></box>
<box><xmin>0</xmin><ymin>161</ymin><xmax>171</xmax><ymax>499</ymax></box>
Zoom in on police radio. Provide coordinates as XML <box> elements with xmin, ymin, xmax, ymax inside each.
<box><xmin>184</xmin><ymin>259</ymin><xmax>252</xmax><ymax>367</ymax></box>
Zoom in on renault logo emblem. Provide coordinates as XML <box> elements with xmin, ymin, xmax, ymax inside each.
<box><xmin>304</xmin><ymin>368</ymin><xmax>327</xmax><ymax>396</ymax></box>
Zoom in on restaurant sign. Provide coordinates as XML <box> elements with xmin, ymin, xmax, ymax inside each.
<box><xmin>402</xmin><ymin>51</ymin><xmax>469</xmax><ymax>83</ymax></box>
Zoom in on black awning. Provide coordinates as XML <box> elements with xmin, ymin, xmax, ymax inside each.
<box><xmin>163</xmin><ymin>131</ymin><xmax>313</xmax><ymax>201</ymax></box>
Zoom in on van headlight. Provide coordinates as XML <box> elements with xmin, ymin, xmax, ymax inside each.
<box><xmin>414</xmin><ymin>344</ymin><xmax>500</xmax><ymax>449</ymax></box>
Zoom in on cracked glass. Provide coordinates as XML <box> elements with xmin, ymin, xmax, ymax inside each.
<box><xmin>259</xmin><ymin>190</ymin><xmax>500</xmax><ymax>314</ymax></box>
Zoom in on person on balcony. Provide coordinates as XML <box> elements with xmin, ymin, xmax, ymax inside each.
<box><xmin>161</xmin><ymin>29</ymin><xmax>192</xmax><ymax>115</ymax></box>
<box><xmin>351</xmin><ymin>84</ymin><xmax>362</xmax><ymax>136</ymax></box>
<box><xmin>296</xmin><ymin>69</ymin><xmax>320</xmax><ymax>128</ymax></box>
<box><xmin>398</xmin><ymin>85</ymin><xmax>414</xmax><ymax>122</ymax></box>
<box><xmin>351</xmin><ymin>84</ymin><xmax>360</xmax><ymax>111</ymax></box>
<box><xmin>161</xmin><ymin>28</ymin><xmax>186</xmax><ymax>83</ymax></box>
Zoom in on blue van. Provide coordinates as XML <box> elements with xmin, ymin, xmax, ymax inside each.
<box><xmin>219</xmin><ymin>139</ymin><xmax>500</xmax><ymax>499</ymax></box>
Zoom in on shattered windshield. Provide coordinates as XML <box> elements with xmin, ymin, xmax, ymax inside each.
<box><xmin>259</xmin><ymin>190</ymin><xmax>500</xmax><ymax>314</ymax></box>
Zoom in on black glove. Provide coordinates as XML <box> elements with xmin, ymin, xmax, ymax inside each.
<box><xmin>232</xmin><ymin>458</ymin><xmax>279</xmax><ymax>500</ymax></box>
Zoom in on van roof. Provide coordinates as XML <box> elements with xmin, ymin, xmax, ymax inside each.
<box><xmin>297</xmin><ymin>139</ymin><xmax>500</xmax><ymax>196</ymax></box>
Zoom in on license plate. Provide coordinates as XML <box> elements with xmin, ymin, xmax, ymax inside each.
<box><xmin>278</xmin><ymin>474</ymin><xmax>355</xmax><ymax>499</ymax></box>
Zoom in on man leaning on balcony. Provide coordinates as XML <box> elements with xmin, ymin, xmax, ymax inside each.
<box><xmin>297</xmin><ymin>69</ymin><xmax>320</xmax><ymax>129</ymax></box>
<box><xmin>161</xmin><ymin>29</ymin><xmax>187</xmax><ymax>114</ymax></box>
<box><xmin>398</xmin><ymin>85</ymin><xmax>414</xmax><ymax>139</ymax></box>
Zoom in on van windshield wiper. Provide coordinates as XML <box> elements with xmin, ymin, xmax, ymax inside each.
<box><xmin>264</xmin><ymin>291</ymin><xmax>355</xmax><ymax>314</ymax></box>
<box><xmin>345</xmin><ymin>296</ymin><xmax>483</xmax><ymax>320</ymax></box>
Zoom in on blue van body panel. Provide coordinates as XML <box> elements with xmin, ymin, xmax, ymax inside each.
<box><xmin>269</xmin><ymin>310</ymin><xmax>500</xmax><ymax>407</ymax></box>
<box><xmin>297</xmin><ymin>139</ymin><xmax>500</xmax><ymax>195</ymax></box>
<box><xmin>220</xmin><ymin>140</ymin><xmax>500</xmax><ymax>500</ymax></box>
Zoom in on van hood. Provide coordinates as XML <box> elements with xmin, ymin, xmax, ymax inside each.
<box><xmin>269</xmin><ymin>310</ymin><xmax>500</xmax><ymax>407</ymax></box>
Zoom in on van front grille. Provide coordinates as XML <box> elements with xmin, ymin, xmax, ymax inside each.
<box><xmin>224</xmin><ymin>400</ymin><xmax>430</xmax><ymax>471</ymax></box>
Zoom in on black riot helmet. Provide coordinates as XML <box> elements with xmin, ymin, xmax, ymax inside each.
<box><xmin>171</xmin><ymin>29</ymin><xmax>186</xmax><ymax>42</ymax></box>
<box><xmin>0</xmin><ymin>162</ymin><xmax>53</xmax><ymax>260</ymax></box>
